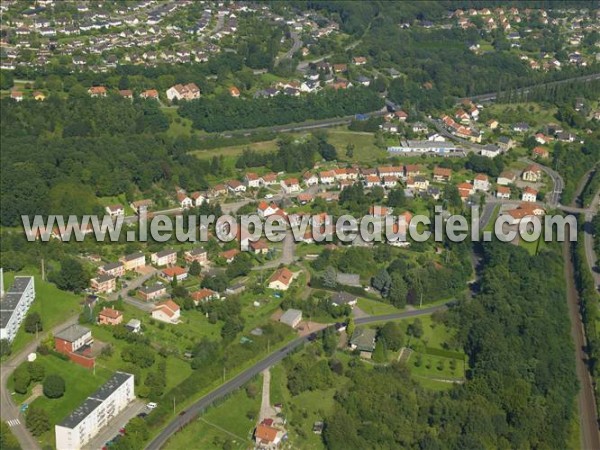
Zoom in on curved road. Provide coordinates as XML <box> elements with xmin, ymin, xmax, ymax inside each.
<box><xmin>145</xmin><ymin>304</ymin><xmax>447</xmax><ymax>450</ymax></box>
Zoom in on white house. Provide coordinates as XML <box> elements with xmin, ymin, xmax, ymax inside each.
<box><xmin>473</xmin><ymin>174</ymin><xmax>490</xmax><ymax>191</ymax></box>
<box><xmin>268</xmin><ymin>267</ymin><xmax>295</xmax><ymax>291</ymax></box>
<box><xmin>244</xmin><ymin>173</ymin><xmax>261</xmax><ymax>188</ymax></box>
<box><xmin>105</xmin><ymin>204</ymin><xmax>124</xmax><ymax>218</ymax></box>
<box><xmin>151</xmin><ymin>249</ymin><xmax>177</xmax><ymax>267</ymax></box>
<box><xmin>177</xmin><ymin>192</ymin><xmax>193</xmax><ymax>209</ymax></box>
<box><xmin>151</xmin><ymin>300</ymin><xmax>181</xmax><ymax>324</ymax></box>
<box><xmin>319</xmin><ymin>170</ymin><xmax>336</xmax><ymax>185</ymax></box>
<box><xmin>281</xmin><ymin>178</ymin><xmax>301</xmax><ymax>194</ymax></box>
<box><xmin>496</xmin><ymin>186</ymin><xmax>511</xmax><ymax>199</ymax></box>
<box><xmin>303</xmin><ymin>172</ymin><xmax>319</xmax><ymax>186</ymax></box>
<box><xmin>522</xmin><ymin>187</ymin><xmax>538</xmax><ymax>202</ymax></box>
<box><xmin>497</xmin><ymin>171</ymin><xmax>516</xmax><ymax>186</ymax></box>
<box><xmin>522</xmin><ymin>165</ymin><xmax>542</xmax><ymax>182</ymax></box>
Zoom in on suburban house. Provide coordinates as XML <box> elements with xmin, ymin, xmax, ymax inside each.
<box><xmin>166</xmin><ymin>83</ymin><xmax>200</xmax><ymax>101</ymax></box>
<box><xmin>90</xmin><ymin>274</ymin><xmax>116</xmax><ymax>294</ymax></box>
<box><xmin>331</xmin><ymin>292</ymin><xmax>358</xmax><ymax>307</ymax></box>
<box><xmin>227</xmin><ymin>180</ymin><xmax>246</xmax><ymax>193</ymax></box>
<box><xmin>220</xmin><ymin>249</ymin><xmax>240</xmax><ymax>263</ymax></box>
<box><xmin>497</xmin><ymin>171</ymin><xmax>516</xmax><ymax>186</ymax></box>
<box><xmin>54</xmin><ymin>324</ymin><xmax>95</xmax><ymax>368</ymax></box>
<box><xmin>190</xmin><ymin>288</ymin><xmax>219</xmax><ymax>305</ymax></box>
<box><xmin>433</xmin><ymin>167</ymin><xmax>452</xmax><ymax>182</ymax></box>
<box><xmin>522</xmin><ymin>186</ymin><xmax>538</xmax><ymax>202</ymax></box>
<box><xmin>125</xmin><ymin>319</ymin><xmax>141</xmax><ymax>333</ymax></box>
<box><xmin>504</xmin><ymin>203</ymin><xmax>545</xmax><ymax>225</ymax></box>
<box><xmin>105</xmin><ymin>204</ymin><xmax>124</xmax><ymax>218</ymax></box>
<box><xmin>522</xmin><ymin>165</ymin><xmax>542</xmax><ymax>182</ymax></box>
<box><xmin>349</xmin><ymin>328</ymin><xmax>377</xmax><ymax>357</ymax></box>
<box><xmin>130</xmin><ymin>199</ymin><xmax>153</xmax><ymax>214</ymax></box>
<box><xmin>281</xmin><ymin>178</ymin><xmax>301</xmax><ymax>194</ymax></box>
<box><xmin>260</xmin><ymin>173</ymin><xmax>278</xmax><ymax>185</ymax></box>
<box><xmin>481</xmin><ymin>144</ymin><xmax>501</xmax><ymax>158</ymax></box>
<box><xmin>457</xmin><ymin>182</ymin><xmax>474</xmax><ymax>199</ymax></box>
<box><xmin>319</xmin><ymin>170</ymin><xmax>336</xmax><ymax>185</ymax></box>
<box><xmin>229</xmin><ymin>86</ymin><xmax>240</xmax><ymax>97</ymax></box>
<box><xmin>177</xmin><ymin>192</ymin><xmax>193</xmax><ymax>209</ymax></box>
<box><xmin>279</xmin><ymin>309</ymin><xmax>302</xmax><ymax>328</ymax></box>
<box><xmin>140</xmin><ymin>89</ymin><xmax>159</xmax><ymax>100</ymax></box>
<box><xmin>88</xmin><ymin>86</ymin><xmax>107</xmax><ymax>97</ymax></box>
<box><xmin>225</xmin><ymin>283</ymin><xmax>246</xmax><ymax>296</ymax></box>
<box><xmin>303</xmin><ymin>172</ymin><xmax>319</xmax><ymax>186</ymax></box>
<box><xmin>99</xmin><ymin>262</ymin><xmax>125</xmax><ymax>278</ymax></box>
<box><xmin>120</xmin><ymin>252</ymin><xmax>146</xmax><ymax>271</ymax></box>
<box><xmin>257</xmin><ymin>201</ymin><xmax>281</xmax><ymax>218</ymax></box>
<box><xmin>268</xmin><ymin>267</ymin><xmax>295</xmax><ymax>291</ymax></box>
<box><xmin>254</xmin><ymin>424</ymin><xmax>285</xmax><ymax>449</ymax></box>
<box><xmin>98</xmin><ymin>308</ymin><xmax>123</xmax><ymax>326</ymax></box>
<box><xmin>151</xmin><ymin>249</ymin><xmax>178</xmax><ymax>267</ymax></box>
<box><xmin>244</xmin><ymin>173</ymin><xmax>261</xmax><ymax>188</ymax></box>
<box><xmin>404</xmin><ymin>164</ymin><xmax>421</xmax><ymax>177</ymax></box>
<box><xmin>191</xmin><ymin>191</ymin><xmax>207</xmax><ymax>207</ymax></box>
<box><xmin>532</xmin><ymin>146</ymin><xmax>549</xmax><ymax>159</ymax></box>
<box><xmin>160</xmin><ymin>266</ymin><xmax>188</xmax><ymax>282</ymax></box>
<box><xmin>11</xmin><ymin>91</ymin><xmax>24</xmax><ymax>101</ymax></box>
<box><xmin>151</xmin><ymin>299</ymin><xmax>181</xmax><ymax>324</ymax></box>
<box><xmin>184</xmin><ymin>247</ymin><xmax>208</xmax><ymax>265</ymax></box>
<box><xmin>378</xmin><ymin>166</ymin><xmax>404</xmax><ymax>178</ymax></box>
<box><xmin>138</xmin><ymin>284</ymin><xmax>167</xmax><ymax>302</ymax></box>
<box><xmin>395</xmin><ymin>110</ymin><xmax>408</xmax><ymax>121</ymax></box>
<box><xmin>496</xmin><ymin>186</ymin><xmax>511</xmax><ymax>199</ymax></box>
<box><xmin>473</xmin><ymin>174</ymin><xmax>490</xmax><ymax>191</ymax></box>
<box><xmin>249</xmin><ymin>240</ymin><xmax>269</xmax><ymax>255</ymax></box>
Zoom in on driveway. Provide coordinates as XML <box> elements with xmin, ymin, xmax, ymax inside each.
<box><xmin>111</xmin><ymin>269</ymin><xmax>158</xmax><ymax>312</ymax></box>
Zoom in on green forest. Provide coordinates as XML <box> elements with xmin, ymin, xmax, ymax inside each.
<box><xmin>323</xmin><ymin>242</ymin><xmax>577</xmax><ymax>449</ymax></box>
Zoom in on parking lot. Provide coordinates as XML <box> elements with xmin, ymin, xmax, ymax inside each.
<box><xmin>82</xmin><ymin>399</ymin><xmax>147</xmax><ymax>450</ymax></box>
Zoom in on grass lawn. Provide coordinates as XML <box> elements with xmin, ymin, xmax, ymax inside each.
<box><xmin>356</xmin><ymin>297</ymin><xmax>401</xmax><ymax>315</ymax></box>
<box><xmin>26</xmin><ymin>355</ymin><xmax>112</xmax><ymax>448</ymax></box>
<box><xmin>162</xmin><ymin>107</ymin><xmax>195</xmax><ymax>138</ymax></box>
<box><xmin>519</xmin><ymin>234</ymin><xmax>547</xmax><ymax>256</ymax></box>
<box><xmin>97</xmin><ymin>194</ymin><xmax>134</xmax><ymax>216</ymax></box>
<box><xmin>3</xmin><ymin>269</ymin><xmax>83</xmax><ymax>356</ymax></box>
<box><xmin>191</xmin><ymin>139</ymin><xmax>278</xmax><ymax>160</ymax></box>
<box><xmin>326</xmin><ymin>128</ymin><xmax>388</xmax><ymax>164</ymax></box>
<box><xmin>163</xmin><ymin>380</ymin><xmax>261</xmax><ymax>450</ymax></box>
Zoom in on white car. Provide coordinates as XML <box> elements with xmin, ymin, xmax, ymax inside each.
<box><xmin>146</xmin><ymin>402</ymin><xmax>157</xmax><ymax>410</ymax></box>
<box><xmin>265</xmin><ymin>194</ymin><xmax>274</xmax><ymax>199</ymax></box>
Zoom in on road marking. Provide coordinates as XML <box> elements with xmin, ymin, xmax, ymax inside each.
<box><xmin>7</xmin><ymin>419</ymin><xmax>21</xmax><ymax>427</ymax></box>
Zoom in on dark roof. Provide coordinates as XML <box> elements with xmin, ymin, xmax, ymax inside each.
<box><xmin>331</xmin><ymin>292</ymin><xmax>358</xmax><ymax>305</ymax></box>
<box><xmin>0</xmin><ymin>276</ymin><xmax>34</xmax><ymax>328</ymax></box>
<box><xmin>58</xmin><ymin>372</ymin><xmax>133</xmax><ymax>429</ymax></box>
<box><xmin>55</xmin><ymin>324</ymin><xmax>90</xmax><ymax>343</ymax></box>
<box><xmin>155</xmin><ymin>249</ymin><xmax>177</xmax><ymax>258</ymax></box>
<box><xmin>123</xmin><ymin>252</ymin><xmax>144</xmax><ymax>261</ymax></box>
<box><xmin>187</xmin><ymin>247</ymin><xmax>206</xmax><ymax>256</ymax></box>
<box><xmin>350</xmin><ymin>328</ymin><xmax>376</xmax><ymax>352</ymax></box>
<box><xmin>94</xmin><ymin>274</ymin><xmax>115</xmax><ymax>283</ymax></box>
<box><xmin>138</xmin><ymin>284</ymin><xmax>166</xmax><ymax>295</ymax></box>
<box><xmin>102</xmin><ymin>261</ymin><xmax>123</xmax><ymax>271</ymax></box>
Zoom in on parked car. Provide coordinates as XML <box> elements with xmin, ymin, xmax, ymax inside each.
<box><xmin>147</xmin><ymin>402</ymin><xmax>158</xmax><ymax>409</ymax></box>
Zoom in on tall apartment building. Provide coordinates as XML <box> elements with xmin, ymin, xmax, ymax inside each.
<box><xmin>0</xmin><ymin>269</ymin><xmax>35</xmax><ymax>342</ymax></box>
<box><xmin>55</xmin><ymin>372</ymin><xmax>135</xmax><ymax>450</ymax></box>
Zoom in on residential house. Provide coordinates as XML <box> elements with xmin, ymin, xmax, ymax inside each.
<box><xmin>404</xmin><ymin>164</ymin><xmax>421</xmax><ymax>177</ymax></box>
<box><xmin>297</xmin><ymin>193</ymin><xmax>314</xmax><ymax>205</ymax></box>
<box><xmin>98</xmin><ymin>308</ymin><xmax>123</xmax><ymax>326</ymax></box>
<box><xmin>319</xmin><ymin>170</ymin><xmax>336</xmax><ymax>185</ymax></box>
<box><xmin>54</xmin><ymin>324</ymin><xmax>95</xmax><ymax>368</ymax></box>
<box><xmin>433</xmin><ymin>167</ymin><xmax>452</xmax><ymax>182</ymax></box>
<box><xmin>138</xmin><ymin>284</ymin><xmax>167</xmax><ymax>302</ymax></box>
<box><xmin>331</xmin><ymin>292</ymin><xmax>358</xmax><ymax>307</ymax></box>
<box><xmin>496</xmin><ymin>186</ymin><xmax>511</xmax><ymax>199</ymax></box>
<box><xmin>522</xmin><ymin>165</ymin><xmax>542</xmax><ymax>182</ymax></box>
<box><xmin>177</xmin><ymin>192</ymin><xmax>193</xmax><ymax>209</ymax></box>
<box><xmin>413</xmin><ymin>176</ymin><xmax>429</xmax><ymax>191</ymax></box>
<box><xmin>504</xmin><ymin>203</ymin><xmax>545</xmax><ymax>225</ymax></box>
<box><xmin>481</xmin><ymin>144</ymin><xmax>501</xmax><ymax>158</ymax></box>
<box><xmin>457</xmin><ymin>182</ymin><xmax>474</xmax><ymax>200</ymax></box>
<box><xmin>254</xmin><ymin>424</ymin><xmax>285</xmax><ymax>448</ymax></box>
<box><xmin>394</xmin><ymin>110</ymin><xmax>408</xmax><ymax>121</ymax></box>
<box><xmin>268</xmin><ymin>267</ymin><xmax>295</xmax><ymax>291</ymax></box>
<box><xmin>382</xmin><ymin>176</ymin><xmax>399</xmax><ymax>189</ymax></box>
<box><xmin>151</xmin><ymin>300</ymin><xmax>181</xmax><ymax>324</ymax></box>
<box><xmin>10</xmin><ymin>91</ymin><xmax>24</xmax><ymax>102</ymax></box>
<box><xmin>364</xmin><ymin>175</ymin><xmax>381</xmax><ymax>188</ymax></box>
<box><xmin>125</xmin><ymin>319</ymin><xmax>141</xmax><ymax>333</ymax></box>
<box><xmin>378</xmin><ymin>166</ymin><xmax>404</xmax><ymax>178</ymax></box>
<box><xmin>260</xmin><ymin>173</ymin><xmax>278</xmax><ymax>186</ymax></box>
<box><xmin>140</xmin><ymin>89</ymin><xmax>159</xmax><ymax>100</ymax></box>
<box><xmin>557</xmin><ymin>131</ymin><xmax>576</xmax><ymax>143</ymax></box>
<box><xmin>225</xmin><ymin>283</ymin><xmax>246</xmax><ymax>296</ymax></box>
<box><xmin>279</xmin><ymin>309</ymin><xmax>302</xmax><ymax>328</ymax></box>
<box><xmin>90</xmin><ymin>274</ymin><xmax>116</xmax><ymax>294</ymax></box>
<box><xmin>105</xmin><ymin>204</ymin><xmax>124</xmax><ymax>218</ymax></box>
<box><xmin>190</xmin><ymin>288</ymin><xmax>219</xmax><ymax>305</ymax></box>
<box><xmin>160</xmin><ymin>266</ymin><xmax>188</xmax><ymax>282</ymax></box>
<box><xmin>473</xmin><ymin>174</ymin><xmax>490</xmax><ymax>191</ymax></box>
<box><xmin>88</xmin><ymin>86</ymin><xmax>107</xmax><ymax>97</ymax></box>
<box><xmin>349</xmin><ymin>328</ymin><xmax>376</xmax><ymax>356</ymax></box>
<box><xmin>497</xmin><ymin>136</ymin><xmax>514</xmax><ymax>151</ymax></box>
<box><xmin>184</xmin><ymin>248</ymin><xmax>208</xmax><ymax>265</ymax></box>
<box><xmin>249</xmin><ymin>240</ymin><xmax>269</xmax><ymax>255</ymax></box>
<box><xmin>227</xmin><ymin>180</ymin><xmax>246</xmax><ymax>194</ymax></box>
<box><xmin>99</xmin><ymin>262</ymin><xmax>125</xmax><ymax>278</ymax></box>
<box><xmin>302</xmin><ymin>172</ymin><xmax>319</xmax><ymax>186</ymax></box>
<box><xmin>151</xmin><ymin>249</ymin><xmax>177</xmax><ymax>267</ymax></box>
<box><xmin>220</xmin><ymin>249</ymin><xmax>240</xmax><ymax>263</ymax></box>
<box><xmin>229</xmin><ymin>86</ymin><xmax>240</xmax><ymax>97</ymax></box>
<box><xmin>191</xmin><ymin>191</ymin><xmax>207</xmax><ymax>207</ymax></box>
<box><xmin>120</xmin><ymin>252</ymin><xmax>146</xmax><ymax>271</ymax></box>
<box><xmin>486</xmin><ymin>119</ymin><xmax>499</xmax><ymax>129</ymax></box>
<box><xmin>352</xmin><ymin>56</ymin><xmax>367</xmax><ymax>65</ymax></box>
<box><xmin>497</xmin><ymin>171</ymin><xmax>516</xmax><ymax>186</ymax></box>
<box><xmin>244</xmin><ymin>173</ymin><xmax>261</xmax><ymax>188</ymax></box>
<box><xmin>281</xmin><ymin>178</ymin><xmax>301</xmax><ymax>194</ymax></box>
<box><xmin>119</xmin><ymin>89</ymin><xmax>133</xmax><ymax>99</ymax></box>
<box><xmin>130</xmin><ymin>199</ymin><xmax>152</xmax><ymax>214</ymax></box>
<box><xmin>166</xmin><ymin>83</ymin><xmax>200</xmax><ymax>101</ymax></box>
<box><xmin>522</xmin><ymin>186</ymin><xmax>538</xmax><ymax>202</ymax></box>
<box><xmin>512</xmin><ymin>122</ymin><xmax>530</xmax><ymax>132</ymax></box>
<box><xmin>532</xmin><ymin>146</ymin><xmax>549</xmax><ymax>159</ymax></box>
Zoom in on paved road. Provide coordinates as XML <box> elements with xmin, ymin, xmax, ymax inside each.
<box><xmin>145</xmin><ymin>304</ymin><xmax>447</xmax><ymax>450</ymax></box>
<box><xmin>275</xmin><ymin>30</ymin><xmax>302</xmax><ymax>66</ymax></box>
<box><xmin>563</xmin><ymin>234</ymin><xmax>600</xmax><ymax>450</ymax></box>
<box><xmin>520</xmin><ymin>158</ymin><xmax>564</xmax><ymax>207</ymax></box>
<box><xmin>582</xmin><ymin>193</ymin><xmax>600</xmax><ymax>290</ymax></box>
<box><xmin>459</xmin><ymin>72</ymin><xmax>600</xmax><ymax>103</ymax></box>
<box><xmin>110</xmin><ymin>269</ymin><xmax>158</xmax><ymax>312</ymax></box>
<box><xmin>0</xmin><ymin>315</ymin><xmax>79</xmax><ymax>450</ymax></box>
<box><xmin>83</xmin><ymin>400</ymin><xmax>146</xmax><ymax>450</ymax></box>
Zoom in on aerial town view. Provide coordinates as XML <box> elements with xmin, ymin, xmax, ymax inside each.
<box><xmin>0</xmin><ymin>1</ymin><xmax>600</xmax><ymax>449</ymax></box>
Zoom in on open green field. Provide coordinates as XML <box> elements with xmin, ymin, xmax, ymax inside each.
<box><xmin>3</xmin><ymin>269</ymin><xmax>83</xmax><ymax>356</ymax></box>
<box><xmin>357</xmin><ymin>297</ymin><xmax>401</xmax><ymax>315</ymax></box>
<box><xmin>325</xmin><ymin>128</ymin><xmax>388</xmax><ymax>163</ymax></box>
<box><xmin>192</xmin><ymin>139</ymin><xmax>279</xmax><ymax>160</ymax></box>
<box><xmin>162</xmin><ymin>107</ymin><xmax>196</xmax><ymax>138</ymax></box>
<box><xmin>163</xmin><ymin>379</ymin><xmax>261</xmax><ymax>450</ymax></box>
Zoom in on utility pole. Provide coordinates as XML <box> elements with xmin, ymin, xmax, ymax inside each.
<box><xmin>173</xmin><ymin>397</ymin><xmax>175</xmax><ymax>415</ymax></box>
